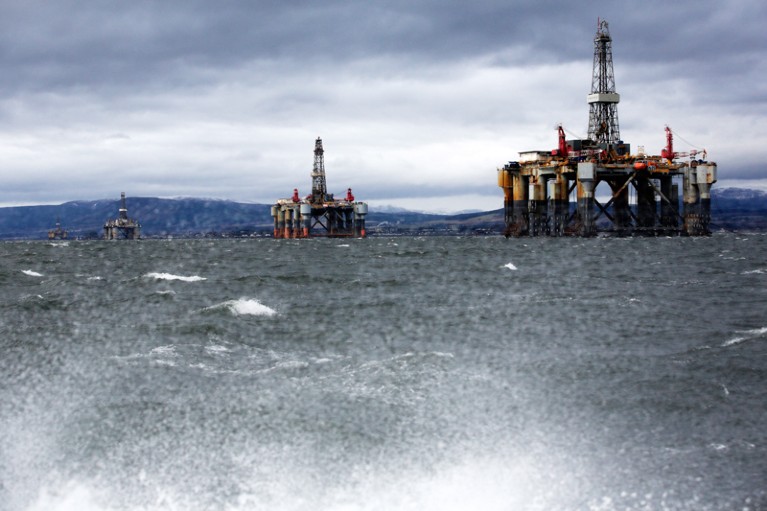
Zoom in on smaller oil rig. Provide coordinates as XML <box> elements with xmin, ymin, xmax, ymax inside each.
<box><xmin>104</xmin><ymin>192</ymin><xmax>141</xmax><ymax>239</ymax></box>
<box><xmin>271</xmin><ymin>137</ymin><xmax>368</xmax><ymax>238</ymax></box>
<box><xmin>497</xmin><ymin>19</ymin><xmax>717</xmax><ymax>237</ymax></box>
<box><xmin>48</xmin><ymin>217</ymin><xmax>68</xmax><ymax>240</ymax></box>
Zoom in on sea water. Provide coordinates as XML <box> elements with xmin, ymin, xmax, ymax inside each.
<box><xmin>1</xmin><ymin>235</ymin><xmax>765</xmax><ymax>510</ymax></box>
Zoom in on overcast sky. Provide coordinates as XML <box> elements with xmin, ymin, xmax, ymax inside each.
<box><xmin>1</xmin><ymin>0</ymin><xmax>765</xmax><ymax>212</ymax></box>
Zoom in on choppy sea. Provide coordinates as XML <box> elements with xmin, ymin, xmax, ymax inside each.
<box><xmin>1</xmin><ymin>234</ymin><xmax>765</xmax><ymax>511</ymax></box>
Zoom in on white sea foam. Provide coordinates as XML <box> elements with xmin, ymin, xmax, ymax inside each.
<box><xmin>742</xmin><ymin>268</ymin><xmax>766</xmax><ymax>275</ymax></box>
<box><xmin>206</xmin><ymin>299</ymin><xmax>277</xmax><ymax>317</ymax></box>
<box><xmin>275</xmin><ymin>360</ymin><xmax>310</xmax><ymax>370</ymax></box>
<box><xmin>503</xmin><ymin>263</ymin><xmax>517</xmax><ymax>271</ymax></box>
<box><xmin>22</xmin><ymin>269</ymin><xmax>44</xmax><ymax>277</ymax></box>
<box><xmin>722</xmin><ymin>326</ymin><xmax>767</xmax><ymax>347</ymax></box>
<box><xmin>150</xmin><ymin>345</ymin><xmax>177</xmax><ymax>356</ymax></box>
<box><xmin>145</xmin><ymin>272</ymin><xmax>206</xmax><ymax>282</ymax></box>
<box><xmin>87</xmin><ymin>276</ymin><xmax>103</xmax><ymax>281</ymax></box>
<box><xmin>205</xmin><ymin>344</ymin><xmax>229</xmax><ymax>354</ymax></box>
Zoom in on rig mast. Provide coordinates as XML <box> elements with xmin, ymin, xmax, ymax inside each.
<box><xmin>587</xmin><ymin>19</ymin><xmax>621</xmax><ymax>145</ymax></box>
<box><xmin>311</xmin><ymin>137</ymin><xmax>328</xmax><ymax>203</ymax></box>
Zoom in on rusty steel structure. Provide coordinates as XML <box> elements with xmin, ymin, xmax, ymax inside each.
<box><xmin>104</xmin><ymin>192</ymin><xmax>141</xmax><ymax>239</ymax></box>
<box><xmin>271</xmin><ymin>137</ymin><xmax>368</xmax><ymax>238</ymax></box>
<box><xmin>497</xmin><ymin>19</ymin><xmax>716</xmax><ymax>237</ymax></box>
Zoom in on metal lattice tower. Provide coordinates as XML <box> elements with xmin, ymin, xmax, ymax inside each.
<box><xmin>587</xmin><ymin>19</ymin><xmax>621</xmax><ymax>144</ymax></box>
<box><xmin>311</xmin><ymin>137</ymin><xmax>327</xmax><ymax>203</ymax></box>
<box><xmin>119</xmin><ymin>192</ymin><xmax>128</xmax><ymax>219</ymax></box>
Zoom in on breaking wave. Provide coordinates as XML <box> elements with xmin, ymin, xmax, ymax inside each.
<box><xmin>21</xmin><ymin>269</ymin><xmax>43</xmax><ymax>277</ymax></box>
<box><xmin>144</xmin><ymin>272</ymin><xmax>206</xmax><ymax>282</ymax></box>
<box><xmin>204</xmin><ymin>298</ymin><xmax>277</xmax><ymax>317</ymax></box>
<box><xmin>722</xmin><ymin>326</ymin><xmax>767</xmax><ymax>347</ymax></box>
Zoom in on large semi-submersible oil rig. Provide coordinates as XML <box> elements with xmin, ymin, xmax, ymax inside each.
<box><xmin>497</xmin><ymin>19</ymin><xmax>717</xmax><ymax>237</ymax></box>
<box><xmin>104</xmin><ymin>192</ymin><xmax>141</xmax><ymax>239</ymax></box>
<box><xmin>271</xmin><ymin>137</ymin><xmax>368</xmax><ymax>238</ymax></box>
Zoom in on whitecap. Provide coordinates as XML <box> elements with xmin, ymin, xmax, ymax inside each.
<box><xmin>722</xmin><ymin>326</ymin><xmax>767</xmax><ymax>347</ymax></box>
<box><xmin>150</xmin><ymin>345</ymin><xmax>177</xmax><ymax>356</ymax></box>
<box><xmin>22</xmin><ymin>269</ymin><xmax>43</xmax><ymax>277</ymax></box>
<box><xmin>503</xmin><ymin>263</ymin><xmax>517</xmax><ymax>271</ymax></box>
<box><xmin>275</xmin><ymin>360</ymin><xmax>309</xmax><ymax>370</ymax></box>
<box><xmin>86</xmin><ymin>276</ymin><xmax>103</xmax><ymax>281</ymax></box>
<box><xmin>337</xmin><ymin>244</ymin><xmax>350</xmax><ymax>248</ymax></box>
<box><xmin>206</xmin><ymin>298</ymin><xmax>277</xmax><ymax>317</ymax></box>
<box><xmin>742</xmin><ymin>268</ymin><xmax>766</xmax><ymax>275</ymax></box>
<box><xmin>145</xmin><ymin>272</ymin><xmax>206</xmax><ymax>282</ymax></box>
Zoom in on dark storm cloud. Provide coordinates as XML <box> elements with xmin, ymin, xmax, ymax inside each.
<box><xmin>6</xmin><ymin>0</ymin><xmax>744</xmax><ymax>92</ymax></box>
<box><xmin>3</xmin><ymin>0</ymin><xmax>763</xmax><ymax>99</ymax></box>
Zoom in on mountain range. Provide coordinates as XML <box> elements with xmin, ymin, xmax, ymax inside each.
<box><xmin>0</xmin><ymin>188</ymin><xmax>764</xmax><ymax>239</ymax></box>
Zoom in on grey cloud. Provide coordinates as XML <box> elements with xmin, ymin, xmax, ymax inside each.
<box><xmin>7</xmin><ymin>0</ymin><xmax>756</xmax><ymax>93</ymax></box>
<box><xmin>0</xmin><ymin>0</ymin><xmax>765</xmax><ymax>208</ymax></box>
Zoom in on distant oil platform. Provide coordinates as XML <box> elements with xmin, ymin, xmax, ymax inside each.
<box><xmin>271</xmin><ymin>137</ymin><xmax>368</xmax><ymax>238</ymax></box>
<box><xmin>497</xmin><ymin>19</ymin><xmax>716</xmax><ymax>237</ymax></box>
<box><xmin>48</xmin><ymin>217</ymin><xmax>68</xmax><ymax>240</ymax></box>
<box><xmin>104</xmin><ymin>192</ymin><xmax>141</xmax><ymax>239</ymax></box>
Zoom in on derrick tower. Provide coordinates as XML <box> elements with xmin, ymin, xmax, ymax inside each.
<box><xmin>311</xmin><ymin>137</ymin><xmax>328</xmax><ymax>203</ymax></box>
<box><xmin>587</xmin><ymin>19</ymin><xmax>620</xmax><ymax>144</ymax></box>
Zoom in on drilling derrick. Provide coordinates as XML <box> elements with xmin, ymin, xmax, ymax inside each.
<box><xmin>587</xmin><ymin>19</ymin><xmax>620</xmax><ymax>145</ymax></box>
<box><xmin>497</xmin><ymin>19</ymin><xmax>717</xmax><ymax>237</ymax></box>
<box><xmin>311</xmin><ymin>137</ymin><xmax>328</xmax><ymax>203</ymax></box>
<box><xmin>271</xmin><ymin>137</ymin><xmax>368</xmax><ymax>238</ymax></box>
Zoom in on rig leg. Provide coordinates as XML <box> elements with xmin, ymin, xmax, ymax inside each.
<box><xmin>577</xmin><ymin>179</ymin><xmax>596</xmax><ymax>237</ymax></box>
<box><xmin>611</xmin><ymin>180</ymin><xmax>632</xmax><ymax>234</ymax></box>
<box><xmin>530</xmin><ymin>179</ymin><xmax>548</xmax><ymax>236</ymax></box>
<box><xmin>510</xmin><ymin>174</ymin><xmax>529</xmax><ymax>236</ymax></box>
<box><xmin>635</xmin><ymin>174</ymin><xmax>657</xmax><ymax>231</ymax></box>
